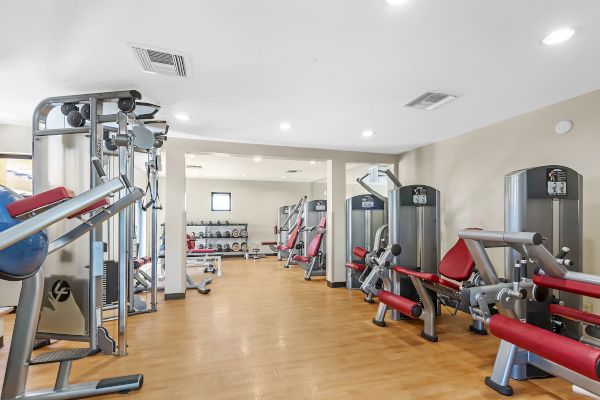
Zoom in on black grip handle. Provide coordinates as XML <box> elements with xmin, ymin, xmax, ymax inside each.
<box><xmin>556</xmin><ymin>247</ymin><xmax>570</xmax><ymax>259</ymax></box>
<box><xmin>91</xmin><ymin>158</ymin><xmax>107</xmax><ymax>180</ymax></box>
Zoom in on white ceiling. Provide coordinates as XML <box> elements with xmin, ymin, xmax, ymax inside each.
<box><xmin>2</xmin><ymin>1</ymin><xmax>600</xmax><ymax>153</ymax></box>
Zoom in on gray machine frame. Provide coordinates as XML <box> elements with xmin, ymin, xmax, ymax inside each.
<box><xmin>345</xmin><ymin>194</ymin><xmax>386</xmax><ymax>289</ymax></box>
<box><xmin>388</xmin><ymin>185</ymin><xmax>440</xmax><ymax>321</ymax></box>
<box><xmin>505</xmin><ymin>165</ymin><xmax>583</xmax><ymax>379</ymax></box>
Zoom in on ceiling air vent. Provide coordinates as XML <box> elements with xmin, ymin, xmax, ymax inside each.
<box><xmin>186</xmin><ymin>164</ymin><xmax>202</xmax><ymax>169</ymax></box>
<box><xmin>286</xmin><ymin>170</ymin><xmax>302</xmax><ymax>174</ymax></box>
<box><xmin>404</xmin><ymin>92</ymin><xmax>456</xmax><ymax>110</ymax></box>
<box><xmin>131</xmin><ymin>45</ymin><xmax>188</xmax><ymax>77</ymax></box>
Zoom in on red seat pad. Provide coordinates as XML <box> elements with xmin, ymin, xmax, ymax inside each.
<box><xmin>134</xmin><ymin>258</ymin><xmax>148</xmax><ymax>269</ymax></box>
<box><xmin>189</xmin><ymin>249</ymin><xmax>216</xmax><ymax>254</ymax></box>
<box><xmin>346</xmin><ymin>262</ymin><xmax>366</xmax><ymax>272</ymax></box>
<box><xmin>378</xmin><ymin>290</ymin><xmax>422</xmax><ymax>319</ymax></box>
<box><xmin>489</xmin><ymin>315</ymin><xmax>600</xmax><ymax>381</ymax></box>
<box><xmin>353</xmin><ymin>247</ymin><xmax>368</xmax><ymax>260</ymax></box>
<box><xmin>68</xmin><ymin>198</ymin><xmax>109</xmax><ymax>219</ymax></box>
<box><xmin>549</xmin><ymin>304</ymin><xmax>600</xmax><ymax>326</ymax></box>
<box><xmin>533</xmin><ymin>275</ymin><xmax>600</xmax><ymax>300</ymax></box>
<box><xmin>285</xmin><ymin>221</ymin><xmax>302</xmax><ymax>249</ymax></box>
<box><xmin>276</xmin><ymin>245</ymin><xmax>289</xmax><ymax>251</ymax></box>
<box><xmin>293</xmin><ymin>255</ymin><xmax>311</xmax><ymax>263</ymax></box>
<box><xmin>7</xmin><ymin>186</ymin><xmax>74</xmax><ymax>217</ymax></box>
<box><xmin>438</xmin><ymin>238</ymin><xmax>475</xmax><ymax>282</ymax></box>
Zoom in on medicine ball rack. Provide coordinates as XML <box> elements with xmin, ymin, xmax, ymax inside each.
<box><xmin>186</xmin><ymin>222</ymin><xmax>249</xmax><ymax>257</ymax></box>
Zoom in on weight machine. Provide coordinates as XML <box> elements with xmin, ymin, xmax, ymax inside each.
<box><xmin>32</xmin><ymin>91</ymin><xmax>166</xmax><ymax>356</ymax></box>
<box><xmin>0</xmin><ymin>153</ymin><xmax>144</xmax><ymax>399</ymax></box>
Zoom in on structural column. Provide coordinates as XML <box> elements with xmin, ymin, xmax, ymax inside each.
<box><xmin>326</xmin><ymin>159</ymin><xmax>347</xmax><ymax>286</ymax></box>
<box><xmin>164</xmin><ymin>148</ymin><xmax>187</xmax><ymax>299</ymax></box>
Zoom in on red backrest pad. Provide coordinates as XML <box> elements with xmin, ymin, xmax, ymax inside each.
<box><xmin>186</xmin><ymin>234</ymin><xmax>195</xmax><ymax>250</ymax></box>
<box><xmin>438</xmin><ymin>238</ymin><xmax>475</xmax><ymax>282</ymax></box>
<box><xmin>286</xmin><ymin>218</ymin><xmax>303</xmax><ymax>248</ymax></box>
<box><xmin>307</xmin><ymin>218</ymin><xmax>326</xmax><ymax>257</ymax></box>
<box><xmin>489</xmin><ymin>314</ymin><xmax>600</xmax><ymax>381</ymax></box>
<box><xmin>353</xmin><ymin>246</ymin><xmax>368</xmax><ymax>260</ymax></box>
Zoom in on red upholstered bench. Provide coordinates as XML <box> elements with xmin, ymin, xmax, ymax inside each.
<box><xmin>7</xmin><ymin>187</ymin><xmax>74</xmax><ymax>217</ymax></box>
<box><xmin>7</xmin><ymin>186</ymin><xmax>108</xmax><ymax>220</ymax></box>
<box><xmin>188</xmin><ymin>249</ymin><xmax>216</xmax><ymax>254</ymax></box>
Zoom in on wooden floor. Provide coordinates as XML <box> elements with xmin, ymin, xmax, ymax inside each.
<box><xmin>0</xmin><ymin>257</ymin><xmax>580</xmax><ymax>399</ymax></box>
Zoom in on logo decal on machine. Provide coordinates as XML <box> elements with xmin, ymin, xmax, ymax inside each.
<box><xmin>546</xmin><ymin>168</ymin><xmax>567</xmax><ymax>196</ymax></box>
<box><xmin>361</xmin><ymin>196</ymin><xmax>375</xmax><ymax>209</ymax></box>
<box><xmin>412</xmin><ymin>186</ymin><xmax>427</xmax><ymax>205</ymax></box>
<box><xmin>51</xmin><ymin>280</ymin><xmax>72</xmax><ymax>302</ymax></box>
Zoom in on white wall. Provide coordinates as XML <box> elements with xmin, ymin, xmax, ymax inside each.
<box><xmin>397</xmin><ymin>89</ymin><xmax>600</xmax><ymax>307</ymax></box>
<box><xmin>182</xmin><ymin>178</ymin><xmax>311</xmax><ymax>249</ymax></box>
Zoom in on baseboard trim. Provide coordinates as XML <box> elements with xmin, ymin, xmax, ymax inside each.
<box><xmin>165</xmin><ymin>292</ymin><xmax>186</xmax><ymax>300</ymax></box>
<box><xmin>327</xmin><ymin>281</ymin><xmax>346</xmax><ymax>288</ymax></box>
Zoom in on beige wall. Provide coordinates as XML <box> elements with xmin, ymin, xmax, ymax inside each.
<box><xmin>183</xmin><ymin>178</ymin><xmax>311</xmax><ymax>249</ymax></box>
<box><xmin>0</xmin><ymin>124</ymin><xmax>30</xmax><ymax>155</ymax></box>
<box><xmin>397</xmin><ymin>89</ymin><xmax>600</xmax><ymax>306</ymax></box>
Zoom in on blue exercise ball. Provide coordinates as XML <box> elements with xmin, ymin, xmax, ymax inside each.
<box><xmin>0</xmin><ymin>186</ymin><xmax>48</xmax><ymax>281</ymax></box>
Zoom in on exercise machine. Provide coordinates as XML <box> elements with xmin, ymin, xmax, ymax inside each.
<box><xmin>32</xmin><ymin>91</ymin><xmax>164</xmax><ymax>355</ymax></box>
<box><xmin>345</xmin><ymin>194</ymin><xmax>386</xmax><ymax>289</ymax></box>
<box><xmin>275</xmin><ymin>198</ymin><xmax>304</xmax><ymax>261</ymax></box>
<box><xmin>0</xmin><ymin>160</ymin><xmax>143</xmax><ymax>399</ymax></box>
<box><xmin>293</xmin><ymin>217</ymin><xmax>326</xmax><ymax>280</ymax></box>
<box><xmin>459</xmin><ymin>229</ymin><xmax>600</xmax><ymax>397</ymax></box>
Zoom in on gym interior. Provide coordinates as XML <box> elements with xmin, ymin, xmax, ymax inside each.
<box><xmin>0</xmin><ymin>2</ymin><xmax>600</xmax><ymax>399</ymax></box>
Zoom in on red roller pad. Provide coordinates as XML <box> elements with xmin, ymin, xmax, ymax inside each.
<box><xmin>7</xmin><ymin>186</ymin><xmax>74</xmax><ymax>217</ymax></box>
<box><xmin>261</xmin><ymin>241</ymin><xmax>278</xmax><ymax>245</ymax></box>
<box><xmin>394</xmin><ymin>266</ymin><xmax>439</xmax><ymax>283</ymax></box>
<box><xmin>353</xmin><ymin>247</ymin><xmax>368</xmax><ymax>260</ymax></box>
<box><xmin>549</xmin><ymin>304</ymin><xmax>600</xmax><ymax>326</ymax></box>
<box><xmin>345</xmin><ymin>262</ymin><xmax>366</xmax><ymax>272</ymax></box>
<box><xmin>534</xmin><ymin>275</ymin><xmax>600</xmax><ymax>300</ymax></box>
<box><xmin>489</xmin><ymin>315</ymin><xmax>600</xmax><ymax>381</ymax></box>
<box><xmin>378</xmin><ymin>290</ymin><xmax>422</xmax><ymax>319</ymax></box>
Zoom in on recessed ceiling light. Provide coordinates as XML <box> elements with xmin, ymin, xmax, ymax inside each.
<box><xmin>174</xmin><ymin>113</ymin><xmax>190</xmax><ymax>121</ymax></box>
<box><xmin>281</xmin><ymin>175</ymin><xmax>286</xmax><ymax>179</ymax></box>
<box><xmin>385</xmin><ymin>0</ymin><xmax>409</xmax><ymax>5</ymax></box>
<box><xmin>362</xmin><ymin>130</ymin><xmax>375</xmax><ymax>138</ymax></box>
<box><xmin>280</xmin><ymin>122</ymin><xmax>292</xmax><ymax>131</ymax></box>
<box><xmin>310</xmin><ymin>160</ymin><xmax>317</xmax><ymax>165</ymax></box>
<box><xmin>242</xmin><ymin>173</ymin><xmax>248</xmax><ymax>177</ymax></box>
<box><xmin>253</xmin><ymin>156</ymin><xmax>262</xmax><ymax>162</ymax></box>
<box><xmin>541</xmin><ymin>28</ymin><xmax>575</xmax><ymax>46</ymax></box>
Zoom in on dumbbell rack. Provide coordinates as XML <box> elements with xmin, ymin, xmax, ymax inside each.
<box><xmin>186</xmin><ymin>222</ymin><xmax>249</xmax><ymax>257</ymax></box>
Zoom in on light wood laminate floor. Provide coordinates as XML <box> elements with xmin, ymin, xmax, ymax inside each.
<box><xmin>0</xmin><ymin>257</ymin><xmax>578</xmax><ymax>399</ymax></box>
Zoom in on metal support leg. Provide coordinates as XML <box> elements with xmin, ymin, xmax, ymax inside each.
<box><xmin>54</xmin><ymin>361</ymin><xmax>72</xmax><ymax>391</ymax></box>
<box><xmin>373</xmin><ymin>302</ymin><xmax>388</xmax><ymax>327</ymax></box>
<box><xmin>2</xmin><ymin>273</ymin><xmax>43</xmax><ymax>399</ymax></box>
<box><xmin>486</xmin><ymin>340</ymin><xmax>518</xmax><ymax>396</ymax></box>
<box><xmin>305</xmin><ymin>259</ymin><xmax>316</xmax><ymax>280</ymax></box>
<box><xmin>284</xmin><ymin>251</ymin><xmax>294</xmax><ymax>269</ymax></box>
<box><xmin>411</xmin><ymin>277</ymin><xmax>438</xmax><ymax>342</ymax></box>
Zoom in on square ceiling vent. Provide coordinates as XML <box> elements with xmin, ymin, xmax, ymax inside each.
<box><xmin>131</xmin><ymin>44</ymin><xmax>188</xmax><ymax>77</ymax></box>
<box><xmin>404</xmin><ymin>92</ymin><xmax>456</xmax><ymax>110</ymax></box>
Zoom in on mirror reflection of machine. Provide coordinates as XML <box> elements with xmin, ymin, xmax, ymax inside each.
<box><xmin>505</xmin><ymin>165</ymin><xmax>583</xmax><ymax>380</ymax></box>
<box><xmin>346</xmin><ymin>194</ymin><xmax>386</xmax><ymax>289</ymax></box>
<box><xmin>388</xmin><ymin>185</ymin><xmax>440</xmax><ymax>321</ymax></box>
<box><xmin>302</xmin><ymin>200</ymin><xmax>327</xmax><ymax>257</ymax></box>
